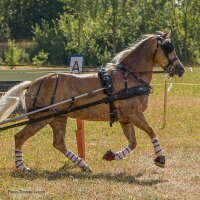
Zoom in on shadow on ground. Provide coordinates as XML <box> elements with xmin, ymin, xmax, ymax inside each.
<box><xmin>9</xmin><ymin>164</ymin><xmax>168</xmax><ymax>186</ymax></box>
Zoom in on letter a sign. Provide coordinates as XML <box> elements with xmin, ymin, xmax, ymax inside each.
<box><xmin>70</xmin><ymin>55</ymin><xmax>84</xmax><ymax>73</ymax></box>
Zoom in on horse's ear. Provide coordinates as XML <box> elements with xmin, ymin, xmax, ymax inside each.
<box><xmin>162</xmin><ymin>31</ymin><xmax>171</xmax><ymax>39</ymax></box>
<box><xmin>156</xmin><ymin>31</ymin><xmax>164</xmax><ymax>36</ymax></box>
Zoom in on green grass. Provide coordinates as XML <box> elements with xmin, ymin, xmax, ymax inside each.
<box><xmin>0</xmin><ymin>66</ymin><xmax>98</xmax><ymax>81</ymax></box>
<box><xmin>0</xmin><ymin>68</ymin><xmax>69</xmax><ymax>81</ymax></box>
<box><xmin>0</xmin><ymin>67</ymin><xmax>200</xmax><ymax>199</ymax></box>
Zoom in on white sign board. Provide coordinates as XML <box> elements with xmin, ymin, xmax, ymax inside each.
<box><xmin>70</xmin><ymin>55</ymin><xmax>84</xmax><ymax>73</ymax></box>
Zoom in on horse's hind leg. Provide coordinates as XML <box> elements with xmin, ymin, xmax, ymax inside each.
<box><xmin>103</xmin><ymin>121</ymin><xmax>136</xmax><ymax>161</ymax></box>
<box><xmin>131</xmin><ymin>112</ymin><xmax>165</xmax><ymax>168</ymax></box>
<box><xmin>14</xmin><ymin>120</ymin><xmax>51</xmax><ymax>171</ymax></box>
<box><xmin>50</xmin><ymin>116</ymin><xmax>93</xmax><ymax>173</ymax></box>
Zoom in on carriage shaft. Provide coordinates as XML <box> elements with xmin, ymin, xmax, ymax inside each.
<box><xmin>0</xmin><ymin>88</ymin><xmax>105</xmax><ymax>125</ymax></box>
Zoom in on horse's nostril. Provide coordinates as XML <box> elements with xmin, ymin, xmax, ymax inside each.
<box><xmin>179</xmin><ymin>69</ymin><xmax>185</xmax><ymax>77</ymax></box>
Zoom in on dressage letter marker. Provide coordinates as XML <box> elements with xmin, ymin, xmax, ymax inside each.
<box><xmin>70</xmin><ymin>55</ymin><xmax>84</xmax><ymax>73</ymax></box>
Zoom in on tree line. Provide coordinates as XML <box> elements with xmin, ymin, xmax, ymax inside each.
<box><xmin>0</xmin><ymin>0</ymin><xmax>199</xmax><ymax>67</ymax></box>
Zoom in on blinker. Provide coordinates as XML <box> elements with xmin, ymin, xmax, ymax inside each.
<box><xmin>162</xmin><ymin>41</ymin><xmax>174</xmax><ymax>54</ymax></box>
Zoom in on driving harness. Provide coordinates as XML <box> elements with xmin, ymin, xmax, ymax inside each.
<box><xmin>98</xmin><ymin>68</ymin><xmax>117</xmax><ymax>126</ymax></box>
<box><xmin>98</xmin><ymin>66</ymin><xmax>151</xmax><ymax>126</ymax></box>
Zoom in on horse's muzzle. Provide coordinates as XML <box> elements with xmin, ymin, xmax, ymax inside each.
<box><xmin>174</xmin><ymin>64</ymin><xmax>185</xmax><ymax>77</ymax></box>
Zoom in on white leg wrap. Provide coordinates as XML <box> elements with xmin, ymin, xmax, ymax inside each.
<box><xmin>65</xmin><ymin>150</ymin><xmax>88</xmax><ymax>169</ymax></box>
<box><xmin>15</xmin><ymin>149</ymin><xmax>26</xmax><ymax>170</ymax></box>
<box><xmin>114</xmin><ymin>146</ymin><xmax>132</xmax><ymax>160</ymax></box>
<box><xmin>152</xmin><ymin>137</ymin><xmax>164</xmax><ymax>156</ymax></box>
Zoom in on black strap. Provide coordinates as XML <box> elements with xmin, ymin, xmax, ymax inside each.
<box><xmin>153</xmin><ymin>39</ymin><xmax>159</xmax><ymax>62</ymax></box>
<box><xmin>98</xmin><ymin>68</ymin><xmax>113</xmax><ymax>95</ymax></box>
<box><xmin>51</xmin><ymin>74</ymin><xmax>59</xmax><ymax>105</ymax></box>
<box><xmin>117</xmin><ymin>63</ymin><xmax>129</xmax><ymax>89</ymax></box>
<box><xmin>109</xmin><ymin>102</ymin><xmax>117</xmax><ymax>127</ymax></box>
<box><xmin>98</xmin><ymin>68</ymin><xmax>117</xmax><ymax>126</ymax></box>
<box><xmin>32</xmin><ymin>77</ymin><xmax>45</xmax><ymax>110</ymax></box>
<box><xmin>117</xmin><ymin>63</ymin><xmax>152</xmax><ymax>90</ymax></box>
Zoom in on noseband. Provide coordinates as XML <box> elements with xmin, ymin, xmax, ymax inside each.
<box><xmin>153</xmin><ymin>36</ymin><xmax>179</xmax><ymax>74</ymax></box>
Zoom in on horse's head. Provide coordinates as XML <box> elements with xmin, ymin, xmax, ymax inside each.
<box><xmin>153</xmin><ymin>32</ymin><xmax>185</xmax><ymax>77</ymax></box>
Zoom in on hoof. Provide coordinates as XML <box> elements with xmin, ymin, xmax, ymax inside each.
<box><xmin>103</xmin><ymin>150</ymin><xmax>115</xmax><ymax>161</ymax></box>
<box><xmin>82</xmin><ymin>165</ymin><xmax>94</xmax><ymax>173</ymax></box>
<box><xmin>24</xmin><ymin>167</ymin><xmax>32</xmax><ymax>172</ymax></box>
<box><xmin>154</xmin><ymin>156</ymin><xmax>165</xmax><ymax>168</ymax></box>
<box><xmin>15</xmin><ymin>166</ymin><xmax>32</xmax><ymax>172</ymax></box>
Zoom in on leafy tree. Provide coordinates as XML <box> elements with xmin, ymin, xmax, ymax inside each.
<box><xmin>5</xmin><ymin>39</ymin><xmax>24</xmax><ymax>68</ymax></box>
<box><xmin>0</xmin><ymin>0</ymin><xmax>199</xmax><ymax>65</ymax></box>
<box><xmin>32</xmin><ymin>50</ymin><xmax>49</xmax><ymax>66</ymax></box>
<box><xmin>31</xmin><ymin>20</ymin><xmax>67</xmax><ymax>65</ymax></box>
<box><xmin>4</xmin><ymin>0</ymin><xmax>64</xmax><ymax>39</ymax></box>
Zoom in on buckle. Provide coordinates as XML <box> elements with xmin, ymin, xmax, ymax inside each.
<box><xmin>166</xmin><ymin>66</ymin><xmax>175</xmax><ymax>74</ymax></box>
<box><xmin>124</xmin><ymin>71</ymin><xmax>129</xmax><ymax>77</ymax></box>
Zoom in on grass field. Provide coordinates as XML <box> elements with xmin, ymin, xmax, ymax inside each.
<box><xmin>0</xmin><ymin>68</ymin><xmax>70</xmax><ymax>81</ymax></box>
<box><xmin>0</xmin><ymin>67</ymin><xmax>200</xmax><ymax>199</ymax></box>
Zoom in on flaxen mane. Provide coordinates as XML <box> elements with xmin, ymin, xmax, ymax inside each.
<box><xmin>112</xmin><ymin>34</ymin><xmax>155</xmax><ymax>64</ymax></box>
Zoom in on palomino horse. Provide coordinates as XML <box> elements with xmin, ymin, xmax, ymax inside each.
<box><xmin>0</xmin><ymin>32</ymin><xmax>184</xmax><ymax>173</ymax></box>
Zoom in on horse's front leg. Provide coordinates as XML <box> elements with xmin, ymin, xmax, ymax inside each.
<box><xmin>103</xmin><ymin>121</ymin><xmax>136</xmax><ymax>161</ymax></box>
<box><xmin>131</xmin><ymin>112</ymin><xmax>165</xmax><ymax>168</ymax></box>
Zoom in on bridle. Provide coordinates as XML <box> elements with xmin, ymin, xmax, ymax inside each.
<box><xmin>153</xmin><ymin>36</ymin><xmax>179</xmax><ymax>74</ymax></box>
<box><xmin>115</xmin><ymin>36</ymin><xmax>181</xmax><ymax>88</ymax></box>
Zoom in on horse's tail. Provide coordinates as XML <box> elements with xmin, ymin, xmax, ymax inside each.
<box><xmin>0</xmin><ymin>81</ymin><xmax>31</xmax><ymax>123</ymax></box>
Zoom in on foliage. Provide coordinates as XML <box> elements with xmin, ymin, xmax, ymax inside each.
<box><xmin>5</xmin><ymin>40</ymin><xmax>24</xmax><ymax>68</ymax></box>
<box><xmin>31</xmin><ymin>21</ymin><xmax>67</xmax><ymax>65</ymax></box>
<box><xmin>32</xmin><ymin>50</ymin><xmax>49</xmax><ymax>66</ymax></box>
<box><xmin>0</xmin><ymin>0</ymin><xmax>64</xmax><ymax>40</ymax></box>
<box><xmin>0</xmin><ymin>56</ymin><xmax>2</xmax><ymax>66</ymax></box>
<box><xmin>0</xmin><ymin>0</ymin><xmax>199</xmax><ymax>66</ymax></box>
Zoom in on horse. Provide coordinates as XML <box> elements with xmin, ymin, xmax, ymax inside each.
<box><xmin>0</xmin><ymin>32</ymin><xmax>185</xmax><ymax>173</ymax></box>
